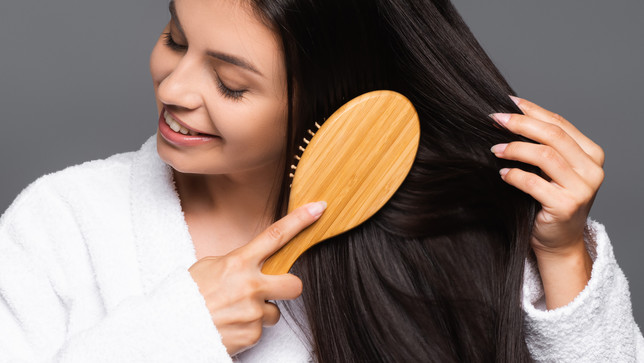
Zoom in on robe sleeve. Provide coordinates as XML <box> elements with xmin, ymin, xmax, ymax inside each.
<box><xmin>522</xmin><ymin>218</ymin><xmax>644</xmax><ymax>362</ymax></box>
<box><xmin>0</xmin><ymin>179</ymin><xmax>233</xmax><ymax>363</ymax></box>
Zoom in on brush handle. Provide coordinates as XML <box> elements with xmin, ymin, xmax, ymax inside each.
<box><xmin>261</xmin><ymin>231</ymin><xmax>313</xmax><ymax>275</ymax></box>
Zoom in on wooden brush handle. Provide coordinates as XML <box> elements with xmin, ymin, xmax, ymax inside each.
<box><xmin>261</xmin><ymin>232</ymin><xmax>312</xmax><ymax>275</ymax></box>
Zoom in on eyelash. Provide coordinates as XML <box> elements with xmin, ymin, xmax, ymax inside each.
<box><xmin>162</xmin><ymin>32</ymin><xmax>247</xmax><ymax>101</ymax></box>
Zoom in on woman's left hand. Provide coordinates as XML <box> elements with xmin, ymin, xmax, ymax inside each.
<box><xmin>489</xmin><ymin>96</ymin><xmax>605</xmax><ymax>309</ymax></box>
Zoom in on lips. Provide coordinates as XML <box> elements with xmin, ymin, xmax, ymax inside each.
<box><xmin>163</xmin><ymin>108</ymin><xmax>216</xmax><ymax>136</ymax></box>
<box><xmin>158</xmin><ymin>107</ymin><xmax>220</xmax><ymax>147</ymax></box>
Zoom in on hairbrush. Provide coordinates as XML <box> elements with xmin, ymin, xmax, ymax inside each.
<box><xmin>261</xmin><ymin>90</ymin><xmax>420</xmax><ymax>275</ymax></box>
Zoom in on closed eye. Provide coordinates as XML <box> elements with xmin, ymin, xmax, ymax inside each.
<box><xmin>216</xmin><ymin>79</ymin><xmax>246</xmax><ymax>101</ymax></box>
<box><xmin>162</xmin><ymin>31</ymin><xmax>247</xmax><ymax>101</ymax></box>
<box><xmin>163</xmin><ymin>32</ymin><xmax>186</xmax><ymax>52</ymax></box>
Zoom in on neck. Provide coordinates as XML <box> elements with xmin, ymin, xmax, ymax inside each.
<box><xmin>173</xmin><ymin>163</ymin><xmax>284</xmax><ymax>236</ymax></box>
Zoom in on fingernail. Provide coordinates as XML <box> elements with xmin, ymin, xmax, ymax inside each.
<box><xmin>489</xmin><ymin>113</ymin><xmax>511</xmax><ymax>126</ymax></box>
<box><xmin>305</xmin><ymin>201</ymin><xmax>327</xmax><ymax>218</ymax></box>
<box><xmin>490</xmin><ymin>143</ymin><xmax>508</xmax><ymax>155</ymax></box>
<box><xmin>509</xmin><ymin>95</ymin><xmax>521</xmax><ymax>106</ymax></box>
<box><xmin>499</xmin><ymin>168</ymin><xmax>510</xmax><ymax>177</ymax></box>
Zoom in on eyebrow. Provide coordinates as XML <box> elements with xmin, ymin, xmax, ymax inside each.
<box><xmin>168</xmin><ymin>0</ymin><xmax>264</xmax><ymax>77</ymax></box>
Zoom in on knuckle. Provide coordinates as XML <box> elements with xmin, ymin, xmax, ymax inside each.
<box><xmin>294</xmin><ymin>206</ymin><xmax>312</xmax><ymax>223</ymax></box>
<box><xmin>504</xmin><ymin>142</ymin><xmax>519</xmax><ymax>155</ymax></box>
<box><xmin>539</xmin><ymin>146</ymin><xmax>558</xmax><ymax>162</ymax></box>
<box><xmin>520</xmin><ymin>100</ymin><xmax>535</xmax><ymax>111</ymax></box>
<box><xmin>523</xmin><ymin>173</ymin><xmax>540</xmax><ymax>190</ymax></box>
<box><xmin>266</xmin><ymin>224</ymin><xmax>283</xmax><ymax>242</ymax></box>
<box><xmin>593</xmin><ymin>145</ymin><xmax>606</xmax><ymax>165</ymax></box>
<box><xmin>575</xmin><ymin>184</ymin><xmax>593</xmax><ymax>203</ymax></box>
<box><xmin>246</xmin><ymin>304</ymin><xmax>264</xmax><ymax>321</ymax></box>
<box><xmin>544</xmin><ymin>124</ymin><xmax>566</xmax><ymax>141</ymax></box>
<box><xmin>224</xmin><ymin>254</ymin><xmax>246</xmax><ymax>271</ymax></box>
<box><xmin>248</xmin><ymin>277</ymin><xmax>263</xmax><ymax>293</ymax></box>
<box><xmin>551</xmin><ymin>112</ymin><xmax>567</xmax><ymax>124</ymax></box>
<box><xmin>594</xmin><ymin>167</ymin><xmax>605</xmax><ymax>185</ymax></box>
<box><xmin>247</xmin><ymin>327</ymin><xmax>262</xmax><ymax>346</ymax></box>
<box><xmin>240</xmin><ymin>278</ymin><xmax>263</xmax><ymax>299</ymax></box>
<box><xmin>237</xmin><ymin>286</ymin><xmax>255</xmax><ymax>301</ymax></box>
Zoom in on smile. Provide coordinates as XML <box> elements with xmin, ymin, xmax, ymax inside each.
<box><xmin>158</xmin><ymin>108</ymin><xmax>219</xmax><ymax>147</ymax></box>
<box><xmin>164</xmin><ymin>110</ymin><xmax>206</xmax><ymax>136</ymax></box>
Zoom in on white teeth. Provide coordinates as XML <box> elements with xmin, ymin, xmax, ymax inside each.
<box><xmin>163</xmin><ymin>110</ymin><xmax>208</xmax><ymax>137</ymax></box>
<box><xmin>164</xmin><ymin>111</ymin><xmax>187</xmax><ymax>134</ymax></box>
<box><xmin>169</xmin><ymin>120</ymin><xmax>181</xmax><ymax>132</ymax></box>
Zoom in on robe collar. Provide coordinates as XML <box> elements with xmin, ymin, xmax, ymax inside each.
<box><xmin>129</xmin><ymin>135</ymin><xmax>198</xmax><ymax>294</ymax></box>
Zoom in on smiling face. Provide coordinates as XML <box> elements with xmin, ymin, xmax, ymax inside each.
<box><xmin>150</xmin><ymin>0</ymin><xmax>288</xmax><ymax>177</ymax></box>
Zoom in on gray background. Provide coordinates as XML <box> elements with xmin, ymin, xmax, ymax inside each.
<box><xmin>0</xmin><ymin>1</ymin><xmax>641</xmax><ymax>326</ymax></box>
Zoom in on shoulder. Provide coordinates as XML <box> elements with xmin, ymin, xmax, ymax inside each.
<box><xmin>1</xmin><ymin>136</ymin><xmax>156</xmax><ymax>230</ymax></box>
<box><xmin>2</xmin><ymin>152</ymin><xmax>130</xmax><ymax>222</ymax></box>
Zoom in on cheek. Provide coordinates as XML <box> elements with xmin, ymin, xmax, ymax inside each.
<box><xmin>255</xmin><ymin>113</ymin><xmax>287</xmax><ymax>155</ymax></box>
<box><xmin>257</xmin><ymin>99</ymin><xmax>287</xmax><ymax>140</ymax></box>
<box><xmin>218</xmin><ymin>100</ymin><xmax>287</xmax><ymax>157</ymax></box>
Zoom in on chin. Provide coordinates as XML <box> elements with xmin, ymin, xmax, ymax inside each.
<box><xmin>156</xmin><ymin>134</ymin><xmax>194</xmax><ymax>174</ymax></box>
<box><xmin>155</xmin><ymin>136</ymin><xmax>223</xmax><ymax>175</ymax></box>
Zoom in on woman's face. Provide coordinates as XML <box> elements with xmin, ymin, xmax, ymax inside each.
<box><xmin>150</xmin><ymin>0</ymin><xmax>288</xmax><ymax>176</ymax></box>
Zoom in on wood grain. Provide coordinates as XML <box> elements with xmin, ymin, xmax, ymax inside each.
<box><xmin>261</xmin><ymin>90</ymin><xmax>420</xmax><ymax>275</ymax></box>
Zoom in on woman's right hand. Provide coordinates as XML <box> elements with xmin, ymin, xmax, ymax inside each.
<box><xmin>187</xmin><ymin>201</ymin><xmax>327</xmax><ymax>356</ymax></box>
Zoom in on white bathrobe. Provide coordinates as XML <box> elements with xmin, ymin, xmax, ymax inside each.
<box><xmin>0</xmin><ymin>135</ymin><xmax>642</xmax><ymax>363</ymax></box>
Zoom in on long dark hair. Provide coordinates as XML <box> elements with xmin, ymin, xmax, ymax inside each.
<box><xmin>251</xmin><ymin>0</ymin><xmax>540</xmax><ymax>361</ymax></box>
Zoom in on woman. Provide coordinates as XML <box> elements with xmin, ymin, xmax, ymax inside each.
<box><xmin>0</xmin><ymin>0</ymin><xmax>641</xmax><ymax>362</ymax></box>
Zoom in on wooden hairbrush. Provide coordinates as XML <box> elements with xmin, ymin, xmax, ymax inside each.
<box><xmin>261</xmin><ymin>90</ymin><xmax>420</xmax><ymax>275</ymax></box>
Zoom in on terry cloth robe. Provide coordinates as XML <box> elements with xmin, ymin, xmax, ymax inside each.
<box><xmin>0</xmin><ymin>135</ymin><xmax>642</xmax><ymax>363</ymax></box>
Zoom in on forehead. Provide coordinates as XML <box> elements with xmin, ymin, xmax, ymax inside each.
<box><xmin>172</xmin><ymin>0</ymin><xmax>284</xmax><ymax>79</ymax></box>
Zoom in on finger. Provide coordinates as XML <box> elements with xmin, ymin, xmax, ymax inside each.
<box><xmin>509</xmin><ymin>96</ymin><xmax>604</xmax><ymax>166</ymax></box>
<box><xmin>219</xmin><ymin>322</ymin><xmax>262</xmax><ymax>354</ymax></box>
<box><xmin>262</xmin><ymin>301</ymin><xmax>281</xmax><ymax>327</ymax></box>
<box><xmin>490</xmin><ymin>113</ymin><xmax>598</xmax><ymax>176</ymax></box>
<box><xmin>491</xmin><ymin>142</ymin><xmax>587</xmax><ymax>190</ymax></box>
<box><xmin>261</xmin><ymin>273</ymin><xmax>303</xmax><ymax>301</ymax></box>
<box><xmin>499</xmin><ymin>168</ymin><xmax>563</xmax><ymax>209</ymax></box>
<box><xmin>239</xmin><ymin>201</ymin><xmax>327</xmax><ymax>264</ymax></box>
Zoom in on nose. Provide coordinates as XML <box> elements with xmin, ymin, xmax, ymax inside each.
<box><xmin>156</xmin><ymin>53</ymin><xmax>204</xmax><ymax>111</ymax></box>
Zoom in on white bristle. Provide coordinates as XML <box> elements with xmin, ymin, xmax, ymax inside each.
<box><xmin>308</xmin><ymin>129</ymin><xmax>315</xmax><ymax>136</ymax></box>
<box><xmin>299</xmin><ymin>146</ymin><xmax>306</xmax><ymax>152</ymax></box>
<box><xmin>295</xmin><ymin>155</ymin><xmax>301</xmax><ymax>161</ymax></box>
<box><xmin>291</xmin><ymin>165</ymin><xmax>297</xmax><ymax>170</ymax></box>
<box><xmin>303</xmin><ymin>138</ymin><xmax>309</xmax><ymax>144</ymax></box>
